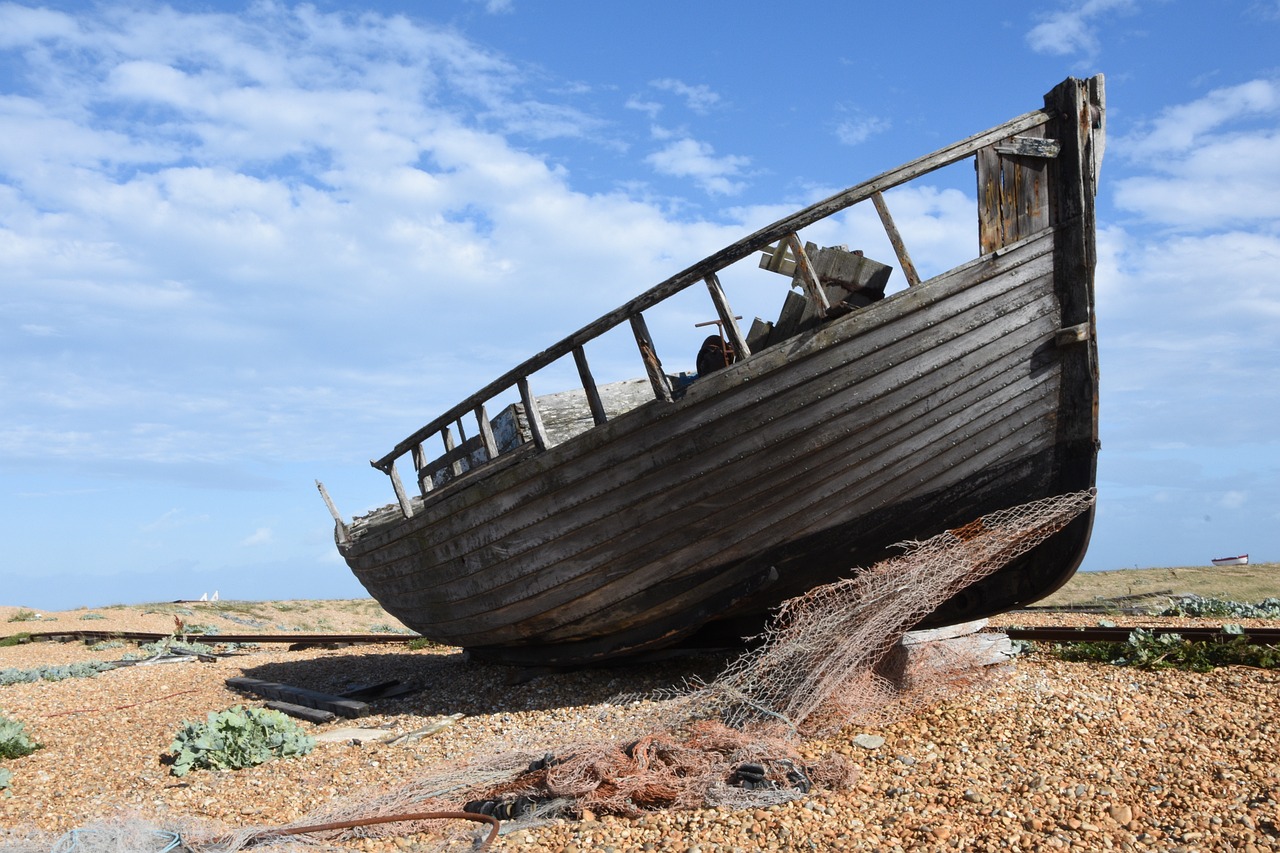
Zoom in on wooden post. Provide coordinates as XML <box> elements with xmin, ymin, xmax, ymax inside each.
<box><xmin>572</xmin><ymin>345</ymin><xmax>609</xmax><ymax>426</ymax></box>
<box><xmin>629</xmin><ymin>313</ymin><xmax>673</xmax><ymax>402</ymax></box>
<box><xmin>785</xmin><ymin>234</ymin><xmax>830</xmax><ymax>315</ymax></box>
<box><xmin>387</xmin><ymin>463</ymin><xmax>413</xmax><ymax>518</ymax></box>
<box><xmin>314</xmin><ymin>481</ymin><xmax>350</xmax><ymax>545</ymax></box>
<box><xmin>441</xmin><ymin>426</ymin><xmax>465</xmax><ymax>478</ymax></box>
<box><xmin>704</xmin><ymin>273</ymin><xmax>751</xmax><ymax>359</ymax></box>
<box><xmin>871</xmin><ymin>191</ymin><xmax>921</xmax><ymax>287</ymax></box>
<box><xmin>411</xmin><ymin>443</ymin><xmax>433</xmax><ymax>495</ymax></box>
<box><xmin>517</xmin><ymin>376</ymin><xmax>550</xmax><ymax>451</ymax></box>
<box><xmin>474</xmin><ymin>403</ymin><xmax>498</xmax><ymax>460</ymax></box>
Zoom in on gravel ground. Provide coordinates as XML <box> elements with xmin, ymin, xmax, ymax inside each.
<box><xmin>1</xmin><ymin>602</ymin><xmax>1277</xmax><ymax>852</ymax></box>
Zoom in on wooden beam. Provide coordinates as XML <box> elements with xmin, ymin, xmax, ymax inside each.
<box><xmin>871</xmin><ymin>191</ymin><xmax>921</xmax><ymax>287</ymax></box>
<box><xmin>994</xmin><ymin>136</ymin><xmax>1061</xmax><ymax>157</ymax></box>
<box><xmin>629</xmin><ymin>313</ymin><xmax>674</xmax><ymax>402</ymax></box>
<box><xmin>517</xmin><ymin>376</ymin><xmax>550</xmax><ymax>451</ymax></box>
<box><xmin>388</xmin><ymin>462</ymin><xmax>413</xmax><ymax>518</ymax></box>
<box><xmin>704</xmin><ymin>273</ymin><xmax>751</xmax><ymax>359</ymax></box>
<box><xmin>572</xmin><ymin>345</ymin><xmax>609</xmax><ymax>426</ymax></box>
<box><xmin>785</xmin><ymin>234</ymin><xmax>830</xmax><ymax>315</ymax></box>
<box><xmin>226</xmin><ymin>676</ymin><xmax>371</xmax><ymax>719</ymax></box>
<box><xmin>314</xmin><ymin>481</ymin><xmax>349</xmax><ymax>545</ymax></box>
<box><xmin>474</xmin><ymin>403</ymin><xmax>498</xmax><ymax>460</ymax></box>
<box><xmin>411</xmin><ymin>443</ymin><xmax>432</xmax><ymax>495</ymax></box>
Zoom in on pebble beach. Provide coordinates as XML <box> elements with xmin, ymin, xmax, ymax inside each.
<box><xmin>0</xmin><ymin>601</ymin><xmax>1277</xmax><ymax>852</ymax></box>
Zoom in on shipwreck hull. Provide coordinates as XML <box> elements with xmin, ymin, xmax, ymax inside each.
<box><xmin>332</xmin><ymin>76</ymin><xmax>1104</xmax><ymax>666</ymax></box>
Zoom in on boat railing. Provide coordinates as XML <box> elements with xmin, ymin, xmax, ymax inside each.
<box><xmin>354</xmin><ymin>98</ymin><xmax>1073</xmax><ymax>523</ymax></box>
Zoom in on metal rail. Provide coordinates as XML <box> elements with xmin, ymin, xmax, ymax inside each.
<box><xmin>1004</xmin><ymin>625</ymin><xmax>1280</xmax><ymax>645</ymax></box>
<box><xmin>5</xmin><ymin>630</ymin><xmax>421</xmax><ymax>645</ymax></box>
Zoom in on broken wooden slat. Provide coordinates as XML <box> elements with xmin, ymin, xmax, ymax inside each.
<box><xmin>746</xmin><ymin>317</ymin><xmax>773</xmax><ymax>352</ymax></box>
<box><xmin>266</xmin><ymin>700</ymin><xmax>337</xmax><ymax>724</ymax></box>
<box><xmin>704</xmin><ymin>273</ymin><xmax>751</xmax><ymax>360</ymax></box>
<box><xmin>572</xmin><ymin>345</ymin><xmax>609</xmax><ymax>426</ymax></box>
<box><xmin>516</xmin><ymin>377</ymin><xmax>550</xmax><ymax>451</ymax></box>
<box><xmin>1055</xmin><ymin>321</ymin><xmax>1091</xmax><ymax>346</ymax></box>
<box><xmin>994</xmin><ymin>136</ymin><xmax>1061</xmax><ymax>158</ymax></box>
<box><xmin>785</xmin><ymin>234</ymin><xmax>830</xmax><ymax>315</ymax></box>
<box><xmin>871</xmin><ymin>191</ymin><xmax>921</xmax><ymax>287</ymax></box>
<box><xmin>227</xmin><ymin>676</ymin><xmax>372</xmax><ymax>718</ymax></box>
<box><xmin>758</xmin><ymin>239</ymin><xmax>795</xmax><ymax>276</ymax></box>
<box><xmin>314</xmin><ymin>481</ymin><xmax>349</xmax><ymax>545</ymax></box>
<box><xmin>629</xmin><ymin>312</ymin><xmax>674</xmax><ymax>403</ymax></box>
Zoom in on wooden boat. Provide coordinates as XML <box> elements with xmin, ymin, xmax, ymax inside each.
<box><xmin>320</xmin><ymin>76</ymin><xmax>1105</xmax><ymax>666</ymax></box>
<box><xmin>1211</xmin><ymin>555</ymin><xmax>1249</xmax><ymax>567</ymax></box>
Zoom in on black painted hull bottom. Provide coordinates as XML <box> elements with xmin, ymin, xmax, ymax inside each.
<box><xmin>465</xmin><ymin>449</ymin><xmax>1093</xmax><ymax>667</ymax></box>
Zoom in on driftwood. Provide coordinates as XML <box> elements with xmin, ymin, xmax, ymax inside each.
<box><xmin>226</xmin><ymin>676</ymin><xmax>371</xmax><ymax>718</ymax></box>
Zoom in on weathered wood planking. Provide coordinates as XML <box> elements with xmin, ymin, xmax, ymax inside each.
<box><xmin>335</xmin><ymin>78</ymin><xmax>1105</xmax><ymax>665</ymax></box>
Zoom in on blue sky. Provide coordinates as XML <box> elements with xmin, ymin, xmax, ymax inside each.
<box><xmin>2</xmin><ymin>0</ymin><xmax>1278</xmax><ymax>610</ymax></box>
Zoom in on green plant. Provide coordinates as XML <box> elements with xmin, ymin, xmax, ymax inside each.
<box><xmin>0</xmin><ymin>634</ymin><xmax>31</xmax><ymax>649</ymax></box>
<box><xmin>1052</xmin><ymin>628</ymin><xmax>1280</xmax><ymax>672</ymax></box>
<box><xmin>1</xmin><ymin>662</ymin><xmax>113</xmax><ymax>687</ymax></box>
<box><xmin>168</xmin><ymin>706</ymin><xmax>315</xmax><ymax>776</ymax></box>
<box><xmin>6</xmin><ymin>610</ymin><xmax>38</xmax><ymax>623</ymax></box>
<box><xmin>0</xmin><ymin>714</ymin><xmax>40</xmax><ymax>760</ymax></box>
<box><xmin>79</xmin><ymin>612</ymin><xmax>106</xmax><ymax>620</ymax></box>
<box><xmin>407</xmin><ymin>637</ymin><xmax>438</xmax><ymax>651</ymax></box>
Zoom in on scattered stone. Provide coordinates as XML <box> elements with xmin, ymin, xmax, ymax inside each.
<box><xmin>852</xmin><ymin>734</ymin><xmax>885</xmax><ymax>749</ymax></box>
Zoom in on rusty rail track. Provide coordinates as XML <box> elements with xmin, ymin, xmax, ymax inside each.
<box><xmin>5</xmin><ymin>630</ymin><xmax>420</xmax><ymax>645</ymax></box>
<box><xmin>1004</xmin><ymin>625</ymin><xmax>1280</xmax><ymax>645</ymax></box>
<box><xmin>7</xmin><ymin>625</ymin><xmax>1279</xmax><ymax>649</ymax></box>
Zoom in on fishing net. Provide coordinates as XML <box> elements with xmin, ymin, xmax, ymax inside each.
<box><xmin>2</xmin><ymin>491</ymin><xmax>1093</xmax><ymax>853</ymax></box>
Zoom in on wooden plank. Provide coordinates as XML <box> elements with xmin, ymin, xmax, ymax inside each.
<box><xmin>442</xmin><ymin>426</ymin><xmax>465</xmax><ymax>478</ymax></box>
<box><xmin>265</xmin><ymin>700</ymin><xmax>337</xmax><ymax>724</ymax></box>
<box><xmin>871</xmin><ymin>191</ymin><xmax>920</xmax><ymax>287</ymax></box>
<box><xmin>785</xmin><ymin>233</ymin><xmax>830</xmax><ymax>314</ymax></box>
<box><xmin>410</xmin><ymin>444</ymin><xmax>433</xmax><ymax>496</ymax></box>
<box><xmin>474</xmin><ymin>403</ymin><xmax>498</xmax><ymax>460</ymax></box>
<box><xmin>704</xmin><ymin>273</ymin><xmax>751</xmax><ymax>360</ymax></box>
<box><xmin>314</xmin><ymin>481</ymin><xmax>349</xmax><ymax>545</ymax></box>
<box><xmin>517</xmin><ymin>377</ymin><xmax>550</xmax><ymax>452</ymax></box>
<box><xmin>388</xmin><ymin>463</ymin><xmax>413</xmax><ymax>518</ymax></box>
<box><xmin>572</xmin><ymin>345</ymin><xmax>609</xmax><ymax>426</ymax></box>
<box><xmin>978</xmin><ymin>124</ymin><xmax>1050</xmax><ymax>254</ymax></box>
<box><xmin>994</xmin><ymin>136</ymin><xmax>1060</xmax><ymax>157</ymax></box>
<box><xmin>629</xmin><ymin>312</ymin><xmax>674</xmax><ymax>402</ymax></box>
<box><xmin>227</xmin><ymin>676</ymin><xmax>371</xmax><ymax>718</ymax></box>
<box><xmin>746</xmin><ymin>317</ymin><xmax>773</xmax><ymax>352</ymax></box>
<box><xmin>372</xmin><ymin>107</ymin><xmax>1054</xmax><ymax>471</ymax></box>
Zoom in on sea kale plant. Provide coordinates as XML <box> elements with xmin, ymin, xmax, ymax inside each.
<box><xmin>168</xmin><ymin>705</ymin><xmax>315</xmax><ymax>776</ymax></box>
<box><xmin>0</xmin><ymin>712</ymin><xmax>41</xmax><ymax>793</ymax></box>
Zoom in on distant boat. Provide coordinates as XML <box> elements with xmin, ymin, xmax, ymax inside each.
<box><xmin>1211</xmin><ymin>554</ymin><xmax>1249</xmax><ymax>567</ymax></box>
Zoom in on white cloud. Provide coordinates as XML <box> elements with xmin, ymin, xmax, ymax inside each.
<box><xmin>835</xmin><ymin>114</ymin><xmax>890</xmax><ymax>146</ymax></box>
<box><xmin>241</xmin><ymin>527</ymin><xmax>273</xmax><ymax>546</ymax></box>
<box><xmin>469</xmin><ymin>0</ymin><xmax>515</xmax><ymax>13</ymax></box>
<box><xmin>1220</xmin><ymin>491</ymin><xmax>1247</xmax><ymax>509</ymax></box>
<box><xmin>645</xmin><ymin>138</ymin><xmax>750</xmax><ymax>196</ymax></box>
<box><xmin>1118</xmin><ymin>79</ymin><xmax>1280</xmax><ymax>158</ymax></box>
<box><xmin>650</xmin><ymin>79</ymin><xmax>722</xmax><ymax>114</ymax></box>
<box><xmin>1025</xmin><ymin>0</ymin><xmax>1136</xmax><ymax>58</ymax></box>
